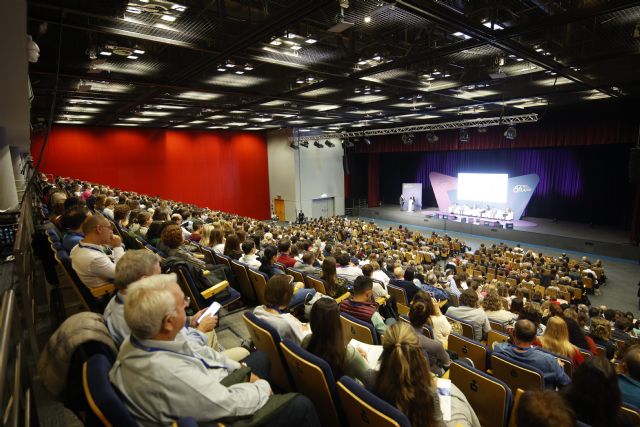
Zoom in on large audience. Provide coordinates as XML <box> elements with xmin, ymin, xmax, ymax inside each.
<box><xmin>40</xmin><ymin>176</ymin><xmax>640</xmax><ymax>427</ymax></box>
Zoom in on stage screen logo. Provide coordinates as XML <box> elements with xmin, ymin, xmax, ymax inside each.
<box><xmin>513</xmin><ymin>185</ymin><xmax>533</xmax><ymax>193</ymax></box>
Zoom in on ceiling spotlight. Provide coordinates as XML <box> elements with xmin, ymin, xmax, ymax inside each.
<box><xmin>99</xmin><ymin>51</ymin><xmax>112</xmax><ymax>56</ymax></box>
<box><xmin>357</xmin><ymin>58</ymin><xmax>368</xmax><ymax>65</ymax></box>
<box><xmin>401</xmin><ymin>133</ymin><xmax>415</xmax><ymax>144</ymax></box>
<box><xmin>305</xmin><ymin>36</ymin><xmax>317</xmax><ymax>44</ymax></box>
<box><xmin>225</xmin><ymin>59</ymin><xmax>235</xmax><ymax>68</ymax></box>
<box><xmin>459</xmin><ymin>128</ymin><xmax>470</xmax><ymax>143</ymax></box>
<box><xmin>235</xmin><ymin>70</ymin><xmax>245</xmax><ymax>75</ymax></box>
<box><xmin>295</xmin><ymin>77</ymin><xmax>306</xmax><ymax>84</ymax></box>
<box><xmin>342</xmin><ymin>139</ymin><xmax>355</xmax><ymax>148</ymax></box>
<box><xmin>314</xmin><ymin>141</ymin><xmax>324</xmax><ymax>148</ymax></box>
<box><xmin>244</xmin><ymin>63</ymin><xmax>254</xmax><ymax>71</ymax></box>
<box><xmin>217</xmin><ymin>65</ymin><xmax>226</xmax><ymax>72</ymax></box>
<box><xmin>306</xmin><ymin>74</ymin><xmax>316</xmax><ymax>82</ymax></box>
<box><xmin>363</xmin><ymin>137</ymin><xmax>372</xmax><ymax>145</ymax></box>
<box><xmin>373</xmin><ymin>87</ymin><xmax>382</xmax><ymax>93</ymax></box>
<box><xmin>299</xmin><ymin>140</ymin><xmax>309</xmax><ymax>148</ymax></box>
<box><xmin>426</xmin><ymin>132</ymin><xmax>439</xmax><ymax>143</ymax></box>
<box><xmin>477</xmin><ymin>127</ymin><xmax>488</xmax><ymax>133</ymax></box>
<box><xmin>290</xmin><ymin>44</ymin><xmax>302</xmax><ymax>51</ymax></box>
<box><xmin>372</xmin><ymin>53</ymin><xmax>382</xmax><ymax>61</ymax></box>
<box><xmin>133</xmin><ymin>49</ymin><xmax>145</xmax><ymax>55</ymax></box>
<box><xmin>364</xmin><ymin>15</ymin><xmax>372</xmax><ymax>23</ymax></box>
<box><xmin>504</xmin><ymin>124</ymin><xmax>517</xmax><ymax>140</ymax></box>
<box><xmin>270</xmin><ymin>37</ymin><xmax>282</xmax><ymax>46</ymax></box>
<box><xmin>325</xmin><ymin>140</ymin><xmax>335</xmax><ymax>147</ymax></box>
<box><xmin>289</xmin><ymin>142</ymin><xmax>299</xmax><ymax>149</ymax></box>
<box><xmin>87</xmin><ymin>48</ymin><xmax>98</xmax><ymax>60</ymax></box>
<box><xmin>127</xmin><ymin>55</ymin><xmax>138</xmax><ymax>60</ymax></box>
<box><xmin>161</xmin><ymin>14</ymin><xmax>177</xmax><ymax>22</ymax></box>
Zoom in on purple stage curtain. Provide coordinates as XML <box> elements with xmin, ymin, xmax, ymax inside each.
<box><xmin>353</xmin><ymin>117</ymin><xmax>637</xmax><ymax>154</ymax></box>
<box><xmin>367</xmin><ymin>152</ymin><xmax>380</xmax><ymax>208</ymax></box>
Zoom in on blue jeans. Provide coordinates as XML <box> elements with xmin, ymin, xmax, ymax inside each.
<box><xmin>289</xmin><ymin>288</ymin><xmax>316</xmax><ymax>308</ymax></box>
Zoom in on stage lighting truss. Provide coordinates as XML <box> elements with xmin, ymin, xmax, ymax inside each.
<box><xmin>288</xmin><ymin>113</ymin><xmax>538</xmax><ymax>142</ymax></box>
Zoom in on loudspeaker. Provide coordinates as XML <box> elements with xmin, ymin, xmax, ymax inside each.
<box><xmin>630</xmin><ymin>148</ymin><xmax>640</xmax><ymax>184</ymax></box>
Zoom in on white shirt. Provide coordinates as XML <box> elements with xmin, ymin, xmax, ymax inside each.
<box><xmin>102</xmin><ymin>207</ymin><xmax>114</xmax><ymax>220</ymax></box>
<box><xmin>239</xmin><ymin>253</ymin><xmax>261</xmax><ymax>269</ymax></box>
<box><xmin>336</xmin><ymin>265</ymin><xmax>363</xmax><ymax>283</ymax></box>
<box><xmin>70</xmin><ymin>241</ymin><xmax>124</xmax><ymax>288</ymax></box>
<box><xmin>430</xmin><ymin>314</ymin><xmax>452</xmax><ymax>345</ymax></box>
<box><xmin>372</xmin><ymin>269</ymin><xmax>390</xmax><ymax>286</ymax></box>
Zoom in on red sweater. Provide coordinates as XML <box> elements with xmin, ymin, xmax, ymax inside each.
<box><xmin>339</xmin><ymin>298</ymin><xmax>378</xmax><ymax>324</ymax></box>
<box><xmin>276</xmin><ymin>253</ymin><xmax>296</xmax><ymax>268</ymax></box>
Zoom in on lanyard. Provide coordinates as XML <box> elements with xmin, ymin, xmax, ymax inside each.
<box><xmin>130</xmin><ymin>336</ymin><xmax>226</xmax><ymax>370</ymax></box>
<box><xmin>266</xmin><ymin>305</ymin><xmax>286</xmax><ymax>314</ymax></box>
<box><xmin>78</xmin><ymin>242</ymin><xmax>105</xmax><ymax>254</ymax></box>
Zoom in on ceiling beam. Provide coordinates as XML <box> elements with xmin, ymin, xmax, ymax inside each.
<box><xmin>93</xmin><ymin>0</ymin><xmax>336</xmax><ymax>125</ymax></box>
<box><xmin>394</xmin><ymin>0</ymin><xmax>639</xmax><ymax>98</ymax></box>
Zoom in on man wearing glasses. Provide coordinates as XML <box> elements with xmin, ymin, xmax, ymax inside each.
<box><xmin>111</xmin><ymin>274</ymin><xmax>320</xmax><ymax>426</ymax></box>
<box><xmin>70</xmin><ymin>214</ymin><xmax>124</xmax><ymax>288</ymax></box>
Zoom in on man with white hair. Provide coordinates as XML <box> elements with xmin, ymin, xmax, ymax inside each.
<box><xmin>105</xmin><ymin>249</ymin><xmax>248</xmax><ymax>361</ymax></box>
<box><xmin>110</xmin><ymin>274</ymin><xmax>320</xmax><ymax>426</ymax></box>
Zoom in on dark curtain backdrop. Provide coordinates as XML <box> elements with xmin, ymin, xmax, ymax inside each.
<box><xmin>370</xmin><ymin>144</ymin><xmax>634</xmax><ymax>227</ymax></box>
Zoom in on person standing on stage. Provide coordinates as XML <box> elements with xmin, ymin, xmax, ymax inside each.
<box><xmin>399</xmin><ymin>194</ymin><xmax>405</xmax><ymax>211</ymax></box>
<box><xmin>408</xmin><ymin>196</ymin><xmax>415</xmax><ymax>212</ymax></box>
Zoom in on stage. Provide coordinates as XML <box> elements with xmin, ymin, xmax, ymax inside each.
<box><xmin>356</xmin><ymin>205</ymin><xmax>640</xmax><ymax>261</ymax></box>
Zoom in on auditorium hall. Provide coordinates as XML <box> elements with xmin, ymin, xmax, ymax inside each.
<box><xmin>1</xmin><ymin>1</ymin><xmax>639</xmax><ymax>426</ymax></box>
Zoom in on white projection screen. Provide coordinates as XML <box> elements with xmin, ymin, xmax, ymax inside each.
<box><xmin>457</xmin><ymin>173</ymin><xmax>509</xmax><ymax>204</ymax></box>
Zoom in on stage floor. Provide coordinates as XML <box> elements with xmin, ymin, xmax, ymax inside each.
<box><xmin>357</xmin><ymin>205</ymin><xmax>640</xmax><ymax>261</ymax></box>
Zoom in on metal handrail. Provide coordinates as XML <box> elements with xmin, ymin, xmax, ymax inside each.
<box><xmin>0</xmin><ymin>290</ymin><xmax>15</xmax><ymax>414</ymax></box>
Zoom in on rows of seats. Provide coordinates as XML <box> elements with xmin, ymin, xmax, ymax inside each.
<box><xmin>36</xmin><ymin>176</ymin><xmax>638</xmax><ymax>427</ymax></box>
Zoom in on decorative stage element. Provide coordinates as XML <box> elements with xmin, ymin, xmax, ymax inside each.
<box><xmin>429</xmin><ymin>172</ymin><xmax>540</xmax><ymax>221</ymax></box>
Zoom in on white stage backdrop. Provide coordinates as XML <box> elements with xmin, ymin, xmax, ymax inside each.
<box><xmin>402</xmin><ymin>183</ymin><xmax>423</xmax><ymax>211</ymax></box>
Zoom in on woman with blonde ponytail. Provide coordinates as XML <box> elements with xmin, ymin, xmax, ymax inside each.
<box><xmin>373</xmin><ymin>322</ymin><xmax>480</xmax><ymax>427</ymax></box>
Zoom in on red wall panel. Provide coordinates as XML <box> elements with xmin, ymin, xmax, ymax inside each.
<box><xmin>32</xmin><ymin>126</ymin><xmax>271</xmax><ymax>219</ymax></box>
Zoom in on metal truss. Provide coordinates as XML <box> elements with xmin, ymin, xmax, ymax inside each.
<box><xmin>290</xmin><ymin>113</ymin><xmax>538</xmax><ymax>142</ymax></box>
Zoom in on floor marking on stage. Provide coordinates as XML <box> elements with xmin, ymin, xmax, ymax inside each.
<box><xmin>355</xmin><ymin>216</ymin><xmax>639</xmax><ymax>265</ymax></box>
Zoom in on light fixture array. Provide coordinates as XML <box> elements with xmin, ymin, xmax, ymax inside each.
<box><xmin>353</xmin><ymin>85</ymin><xmax>382</xmax><ymax>94</ymax></box>
<box><xmin>217</xmin><ymin>59</ymin><xmax>254</xmax><ymax>75</ymax></box>
<box><xmin>356</xmin><ymin>53</ymin><xmax>384</xmax><ymax>68</ymax></box>
<box><xmin>125</xmin><ymin>1</ymin><xmax>187</xmax><ymax>23</ymax></box>
<box><xmin>268</xmin><ymin>32</ymin><xmax>317</xmax><ymax>52</ymax></box>
<box><xmin>418</xmin><ymin>69</ymin><xmax>451</xmax><ymax>81</ymax></box>
<box><xmin>98</xmin><ymin>44</ymin><xmax>146</xmax><ymax>60</ymax></box>
<box><xmin>295</xmin><ymin>74</ymin><xmax>318</xmax><ymax>85</ymax></box>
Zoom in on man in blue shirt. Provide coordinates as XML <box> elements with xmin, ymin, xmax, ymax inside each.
<box><xmin>493</xmin><ymin>319</ymin><xmax>571</xmax><ymax>389</ymax></box>
<box><xmin>618</xmin><ymin>345</ymin><xmax>640</xmax><ymax>408</ymax></box>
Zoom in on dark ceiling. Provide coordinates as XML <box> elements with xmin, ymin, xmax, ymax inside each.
<box><xmin>28</xmin><ymin>0</ymin><xmax>640</xmax><ymax>133</ymax></box>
